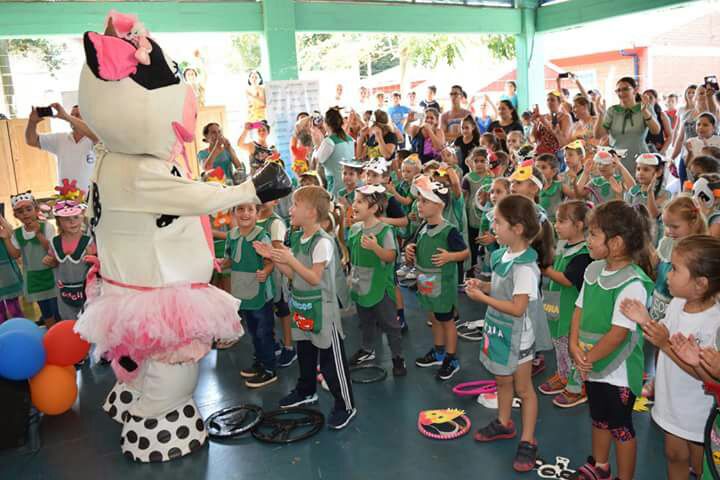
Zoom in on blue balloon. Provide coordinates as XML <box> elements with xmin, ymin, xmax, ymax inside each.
<box><xmin>0</xmin><ymin>318</ymin><xmax>44</xmax><ymax>341</ymax></box>
<box><xmin>0</xmin><ymin>330</ymin><xmax>46</xmax><ymax>380</ymax></box>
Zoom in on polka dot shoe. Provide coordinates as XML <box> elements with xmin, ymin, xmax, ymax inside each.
<box><xmin>103</xmin><ymin>382</ymin><xmax>140</xmax><ymax>424</ymax></box>
<box><xmin>121</xmin><ymin>400</ymin><xmax>208</xmax><ymax>463</ymax></box>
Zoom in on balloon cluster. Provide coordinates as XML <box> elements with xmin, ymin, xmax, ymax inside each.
<box><xmin>0</xmin><ymin>318</ymin><xmax>90</xmax><ymax>415</ymax></box>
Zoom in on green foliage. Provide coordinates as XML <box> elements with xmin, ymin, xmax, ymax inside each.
<box><xmin>400</xmin><ymin>34</ymin><xmax>464</xmax><ymax>69</ymax></box>
<box><xmin>484</xmin><ymin>34</ymin><xmax>516</xmax><ymax>60</ymax></box>
<box><xmin>229</xmin><ymin>33</ymin><xmax>262</xmax><ymax>72</ymax></box>
<box><xmin>8</xmin><ymin>39</ymin><xmax>66</xmax><ymax>76</ymax></box>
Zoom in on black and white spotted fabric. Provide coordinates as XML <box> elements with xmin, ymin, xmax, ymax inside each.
<box><xmin>103</xmin><ymin>382</ymin><xmax>140</xmax><ymax>424</ymax></box>
<box><xmin>120</xmin><ymin>400</ymin><xmax>207</xmax><ymax>463</ymax></box>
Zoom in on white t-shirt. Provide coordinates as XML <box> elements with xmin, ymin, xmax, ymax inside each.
<box><xmin>269</xmin><ymin>219</ymin><xmax>287</xmax><ymax>243</ymax></box>
<box><xmin>300</xmin><ymin>235</ymin><xmax>334</xmax><ymax>265</ymax></box>
<box><xmin>575</xmin><ymin>272</ymin><xmax>647</xmax><ymax>388</ymax></box>
<box><xmin>10</xmin><ymin>222</ymin><xmax>56</xmax><ymax>250</ymax></box>
<box><xmin>652</xmin><ymin>298</ymin><xmax>720</xmax><ymax>442</ymax></box>
<box><xmin>687</xmin><ymin>135</ymin><xmax>720</xmax><ymax>156</ymax></box>
<box><xmin>39</xmin><ymin>133</ymin><xmax>96</xmax><ymax>192</ymax></box>
<box><xmin>501</xmin><ymin>249</ymin><xmax>538</xmax><ymax>350</ymax></box>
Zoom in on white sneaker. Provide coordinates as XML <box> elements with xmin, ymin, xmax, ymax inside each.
<box><xmin>396</xmin><ymin>264</ymin><xmax>411</xmax><ymax>278</ymax></box>
<box><xmin>405</xmin><ymin>268</ymin><xmax>418</xmax><ymax>281</ymax></box>
<box><xmin>477</xmin><ymin>393</ymin><xmax>522</xmax><ymax>409</ymax></box>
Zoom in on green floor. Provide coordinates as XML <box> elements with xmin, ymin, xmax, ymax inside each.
<box><xmin>0</xmin><ymin>288</ymin><xmax>667</xmax><ymax>480</ymax></box>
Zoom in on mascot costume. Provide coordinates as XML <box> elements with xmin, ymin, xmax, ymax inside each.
<box><xmin>74</xmin><ymin>11</ymin><xmax>292</xmax><ymax>463</ymax></box>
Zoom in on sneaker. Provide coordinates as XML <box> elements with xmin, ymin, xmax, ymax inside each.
<box><xmin>513</xmin><ymin>441</ymin><xmax>538</xmax><ymax>473</ymax></box>
<box><xmin>273</xmin><ymin>341</ymin><xmax>283</xmax><ymax>356</ymax></box>
<box><xmin>327</xmin><ymin>407</ymin><xmax>357</xmax><ymax>430</ymax></box>
<box><xmin>538</xmin><ymin>373</ymin><xmax>567</xmax><ymax>395</ymax></box>
<box><xmin>245</xmin><ymin>370</ymin><xmax>278</xmax><ymax>388</ymax></box>
<box><xmin>473</xmin><ymin>418</ymin><xmax>516</xmax><ymax>442</ymax></box>
<box><xmin>349</xmin><ymin>349</ymin><xmax>376</xmax><ymax>366</ymax></box>
<box><xmin>240</xmin><ymin>361</ymin><xmax>262</xmax><ymax>378</ymax></box>
<box><xmin>405</xmin><ymin>267</ymin><xmax>417</xmax><ymax>281</ymax></box>
<box><xmin>571</xmin><ymin>456</ymin><xmax>611</xmax><ymax>479</ymax></box>
<box><xmin>415</xmin><ymin>348</ymin><xmax>445</xmax><ymax>368</ymax></box>
<box><xmin>392</xmin><ymin>357</ymin><xmax>407</xmax><ymax>377</ymax></box>
<box><xmin>552</xmin><ymin>388</ymin><xmax>588</xmax><ymax>408</ymax></box>
<box><xmin>279</xmin><ymin>390</ymin><xmax>319</xmax><ymax>409</ymax></box>
<box><xmin>396</xmin><ymin>264</ymin><xmax>411</xmax><ymax>278</ymax></box>
<box><xmin>531</xmin><ymin>356</ymin><xmax>546</xmax><ymax>377</ymax></box>
<box><xmin>278</xmin><ymin>347</ymin><xmax>297</xmax><ymax>368</ymax></box>
<box><xmin>436</xmin><ymin>357</ymin><xmax>460</xmax><ymax>381</ymax></box>
<box><xmin>457</xmin><ymin>320</ymin><xmax>484</xmax><ymax>341</ymax></box>
<box><xmin>477</xmin><ymin>392</ymin><xmax>499</xmax><ymax>409</ymax></box>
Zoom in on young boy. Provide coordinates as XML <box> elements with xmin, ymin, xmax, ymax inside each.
<box><xmin>462</xmin><ymin>147</ymin><xmax>494</xmax><ymax>274</ymax></box>
<box><xmin>257</xmin><ymin>199</ymin><xmax>296</xmax><ymax>368</ymax></box>
<box><xmin>347</xmin><ymin>184</ymin><xmax>406</xmax><ymax>376</ymax></box>
<box><xmin>255</xmin><ymin>186</ymin><xmax>356</xmax><ymax>429</ymax></box>
<box><xmin>337</xmin><ymin>159</ymin><xmax>364</xmax><ymax>229</ymax></box>
<box><xmin>224</xmin><ymin>202</ymin><xmax>277</xmax><ymax>388</ymax></box>
<box><xmin>405</xmin><ymin>178</ymin><xmax>469</xmax><ymax>380</ymax></box>
<box><xmin>0</xmin><ymin>192</ymin><xmax>58</xmax><ymax>325</ymax></box>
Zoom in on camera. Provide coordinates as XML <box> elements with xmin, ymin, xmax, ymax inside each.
<box><xmin>312</xmin><ymin>111</ymin><xmax>323</xmax><ymax>126</ymax></box>
<box><xmin>705</xmin><ymin>75</ymin><xmax>719</xmax><ymax>92</ymax></box>
<box><xmin>36</xmin><ymin>106</ymin><xmax>54</xmax><ymax>118</ymax></box>
<box><xmin>558</xmin><ymin>72</ymin><xmax>571</xmax><ymax>79</ymax></box>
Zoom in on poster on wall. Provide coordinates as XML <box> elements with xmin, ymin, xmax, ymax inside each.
<box><xmin>264</xmin><ymin>80</ymin><xmax>320</xmax><ymax>176</ymax></box>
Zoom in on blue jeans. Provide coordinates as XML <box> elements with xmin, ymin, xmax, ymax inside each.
<box><xmin>241</xmin><ymin>302</ymin><xmax>276</xmax><ymax>372</ymax></box>
<box><xmin>38</xmin><ymin>298</ymin><xmax>59</xmax><ymax>322</ymax></box>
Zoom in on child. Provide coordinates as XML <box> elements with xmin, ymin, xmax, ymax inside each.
<box><xmin>43</xmin><ymin>199</ymin><xmax>93</xmax><ymax>320</ymax></box>
<box><xmin>539</xmin><ymin>201</ymin><xmax>592</xmax><ymax>406</ymax></box>
<box><xmin>299</xmin><ymin>170</ymin><xmax>325</xmax><ymax>188</ymax></box>
<box><xmin>569</xmin><ymin>201</ymin><xmax>655</xmax><ymax>480</ymax></box>
<box><xmin>561</xmin><ymin>140</ymin><xmax>586</xmax><ymax>199</ymax></box>
<box><xmin>0</xmin><ymin>213</ymin><xmax>23</xmax><ymax>323</ymax></box>
<box><xmin>463</xmin><ymin>147</ymin><xmax>494</xmax><ymax>274</ymax></box>
<box><xmin>476</xmin><ymin>177</ymin><xmax>511</xmax><ymax>276</ymax></box>
<box><xmin>467</xmin><ymin>194</ymin><xmax>552</xmax><ymax>472</ymax></box>
<box><xmin>620</xmin><ymin>235</ymin><xmax>720</xmax><ymax>480</ymax></box>
<box><xmin>1</xmin><ymin>192</ymin><xmax>58</xmax><ymax>326</ymax></box>
<box><xmin>577</xmin><ymin>150</ymin><xmax>635</xmax><ymax>204</ymax></box>
<box><xmin>535</xmin><ymin>153</ymin><xmax>564</xmax><ymax>222</ymax></box>
<box><xmin>688</xmin><ymin>155</ymin><xmax>720</xmax><ymax>181</ymax></box>
<box><xmin>347</xmin><ymin>184</ymin><xmax>406</xmax><ymax>376</ymax></box>
<box><xmin>337</xmin><ymin>160</ymin><xmax>364</xmax><ymax>227</ymax></box>
<box><xmin>225</xmin><ymin>202</ymin><xmax>277</xmax><ymax>388</ymax></box>
<box><xmin>690</xmin><ymin>173</ymin><xmax>720</xmax><ymax>237</ymax></box>
<box><xmin>685</xmin><ymin>113</ymin><xmax>720</xmax><ymax>165</ymax></box>
<box><xmin>256</xmin><ymin>200</ymin><xmax>296</xmax><ymax>368</ymax></box>
<box><xmin>506</xmin><ymin>131</ymin><xmax>525</xmax><ymax>159</ymax></box>
<box><xmin>392</xmin><ymin>154</ymin><xmax>421</xmax><ymax>214</ymax></box>
<box><xmin>406</xmin><ymin>179</ymin><xmax>469</xmax><ymax>380</ymax></box>
<box><xmin>625</xmin><ymin>153</ymin><xmax>670</xmax><ymax>241</ymax></box>
<box><xmin>256</xmin><ymin>186</ymin><xmax>356</xmax><ymax>429</ymax></box>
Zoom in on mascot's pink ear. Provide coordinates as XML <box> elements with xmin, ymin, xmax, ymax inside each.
<box><xmin>87</xmin><ymin>32</ymin><xmax>139</xmax><ymax>81</ymax></box>
<box><xmin>172</xmin><ymin>122</ymin><xmax>194</xmax><ymax>143</ymax></box>
<box><xmin>105</xmin><ymin>10</ymin><xmax>137</xmax><ymax>37</ymax></box>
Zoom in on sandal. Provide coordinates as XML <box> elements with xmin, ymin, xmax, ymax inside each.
<box><xmin>512</xmin><ymin>440</ymin><xmax>538</xmax><ymax>472</ymax></box>
<box><xmin>568</xmin><ymin>456</ymin><xmax>611</xmax><ymax>479</ymax></box>
<box><xmin>473</xmin><ymin>418</ymin><xmax>516</xmax><ymax>442</ymax></box>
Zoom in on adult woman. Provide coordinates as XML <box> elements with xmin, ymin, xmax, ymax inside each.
<box><xmin>488</xmin><ymin>100</ymin><xmax>523</xmax><ymax>152</ymax></box>
<box><xmin>356</xmin><ymin>110</ymin><xmax>398</xmax><ymax>162</ymax></box>
<box><xmin>569</xmin><ymin>96</ymin><xmax>597</xmax><ymax>147</ymax></box>
<box><xmin>594</xmin><ymin>77</ymin><xmax>661</xmax><ymax>172</ymax></box>
<box><xmin>237</xmin><ymin>119</ymin><xmax>276</xmax><ymax>174</ymax></box>
<box><xmin>407</xmin><ymin>107</ymin><xmax>446</xmax><ymax>164</ymax></box>
<box><xmin>531</xmin><ymin>91</ymin><xmax>573</xmax><ymax>157</ymax></box>
<box><xmin>246</xmin><ymin>70</ymin><xmax>266</xmax><ymax>122</ymax></box>
<box><xmin>197</xmin><ymin>123</ymin><xmax>244</xmax><ymax>182</ymax></box>
<box><xmin>671</xmin><ymin>84</ymin><xmax>719</xmax><ymax>182</ymax></box>
<box><xmin>643</xmin><ymin>89</ymin><xmax>673</xmax><ymax>154</ymax></box>
<box><xmin>670</xmin><ymin>84</ymin><xmax>697</xmax><ymax>147</ymax></box>
<box><xmin>313</xmin><ymin>107</ymin><xmax>355</xmax><ymax>196</ymax></box>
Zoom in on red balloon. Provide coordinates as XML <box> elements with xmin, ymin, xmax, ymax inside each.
<box><xmin>43</xmin><ymin>320</ymin><xmax>90</xmax><ymax>367</ymax></box>
<box><xmin>30</xmin><ymin>365</ymin><xmax>78</xmax><ymax>415</ymax></box>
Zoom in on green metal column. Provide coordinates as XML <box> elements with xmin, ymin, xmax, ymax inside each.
<box><xmin>515</xmin><ymin>1</ymin><xmax>544</xmax><ymax>113</ymax></box>
<box><xmin>262</xmin><ymin>0</ymin><xmax>298</xmax><ymax>81</ymax></box>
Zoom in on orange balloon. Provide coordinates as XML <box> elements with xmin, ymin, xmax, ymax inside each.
<box><xmin>43</xmin><ymin>320</ymin><xmax>90</xmax><ymax>366</ymax></box>
<box><xmin>29</xmin><ymin>365</ymin><xmax>78</xmax><ymax>415</ymax></box>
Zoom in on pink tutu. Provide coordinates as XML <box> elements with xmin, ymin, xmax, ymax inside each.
<box><xmin>75</xmin><ymin>282</ymin><xmax>243</xmax><ymax>380</ymax></box>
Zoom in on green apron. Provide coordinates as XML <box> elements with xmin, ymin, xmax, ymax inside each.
<box><xmin>50</xmin><ymin>235</ymin><xmax>91</xmax><ymax>320</ymax></box>
<box><xmin>579</xmin><ymin>260</ymin><xmax>653</xmax><ymax>396</ymax></box>
<box><xmin>348</xmin><ymin>222</ymin><xmax>395</xmax><ymax>308</ymax></box>
<box><xmin>463</xmin><ymin>172</ymin><xmax>493</xmax><ymax>229</ymax></box>
<box><xmin>587</xmin><ymin>174</ymin><xmax>624</xmax><ymax>204</ymax></box>
<box><xmin>415</xmin><ymin>221</ymin><xmax>458</xmax><ymax>314</ymax></box>
<box><xmin>257</xmin><ymin>214</ymin><xmax>289</xmax><ymax>303</ymax></box>
<box><xmin>544</xmin><ymin>241</ymin><xmax>589</xmax><ymax>339</ymax></box>
<box><xmin>14</xmin><ymin>225</ymin><xmax>56</xmax><ymax>302</ymax></box>
<box><xmin>539</xmin><ymin>180</ymin><xmax>564</xmax><ymax>222</ymax></box>
<box><xmin>228</xmin><ymin>226</ymin><xmax>274</xmax><ymax>311</ymax></box>
<box><xmin>650</xmin><ymin>236</ymin><xmax>674</xmax><ymax>321</ymax></box>
<box><xmin>0</xmin><ymin>241</ymin><xmax>22</xmax><ymax>300</ymax></box>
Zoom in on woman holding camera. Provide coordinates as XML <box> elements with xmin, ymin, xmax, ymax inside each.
<box><xmin>237</xmin><ymin>120</ymin><xmax>277</xmax><ymax>175</ymax></box>
<box><xmin>356</xmin><ymin>110</ymin><xmax>398</xmax><ymax>162</ymax></box>
<box><xmin>198</xmin><ymin>122</ymin><xmax>244</xmax><ymax>182</ymax></box>
<box><xmin>407</xmin><ymin>107</ymin><xmax>445</xmax><ymax>164</ymax></box>
<box><xmin>314</xmin><ymin>107</ymin><xmax>355</xmax><ymax>196</ymax></box>
<box><xmin>531</xmin><ymin>91</ymin><xmax>573</xmax><ymax>158</ymax></box>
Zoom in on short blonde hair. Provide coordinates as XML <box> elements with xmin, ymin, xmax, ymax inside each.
<box><xmin>293</xmin><ymin>186</ymin><xmax>331</xmax><ymax>222</ymax></box>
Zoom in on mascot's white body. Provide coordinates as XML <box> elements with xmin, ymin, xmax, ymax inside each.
<box><xmin>74</xmin><ymin>11</ymin><xmax>288</xmax><ymax>463</ymax></box>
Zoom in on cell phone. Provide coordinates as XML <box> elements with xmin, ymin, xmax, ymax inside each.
<box><xmin>705</xmin><ymin>75</ymin><xmax>719</xmax><ymax>92</ymax></box>
<box><xmin>493</xmin><ymin>128</ymin><xmax>504</xmax><ymax>135</ymax></box>
<box><xmin>0</xmin><ymin>202</ymin><xmax>4</xmax><ymax>219</ymax></box>
<box><xmin>249</xmin><ymin>121</ymin><xmax>264</xmax><ymax>129</ymax></box>
<box><xmin>551</xmin><ymin>112</ymin><xmax>559</xmax><ymax>127</ymax></box>
<box><xmin>558</xmin><ymin>72</ymin><xmax>571</xmax><ymax>79</ymax></box>
<box><xmin>36</xmin><ymin>106</ymin><xmax>54</xmax><ymax>117</ymax></box>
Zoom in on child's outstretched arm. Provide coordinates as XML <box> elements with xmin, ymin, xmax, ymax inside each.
<box><xmin>465</xmin><ymin>287</ymin><xmax>529</xmax><ymax>318</ymax></box>
<box><xmin>0</xmin><ymin>217</ymin><xmax>20</xmax><ymax>259</ymax></box>
<box><xmin>542</xmin><ymin>266</ymin><xmax>572</xmax><ymax>288</ymax></box>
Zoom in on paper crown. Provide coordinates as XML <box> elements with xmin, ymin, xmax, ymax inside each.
<box><xmin>53</xmin><ymin>200</ymin><xmax>88</xmax><ymax>218</ymax></box>
<box><xmin>593</xmin><ymin>150</ymin><xmax>614</xmax><ymax>166</ymax></box>
<box><xmin>10</xmin><ymin>191</ymin><xmax>34</xmax><ymax>208</ymax></box>
<box><xmin>357</xmin><ymin>184</ymin><xmax>386</xmax><ymax>195</ymax></box>
<box><xmin>364</xmin><ymin>157</ymin><xmax>390</xmax><ymax>174</ymax></box>
<box><xmin>54</xmin><ymin>178</ymin><xmax>86</xmax><ymax>202</ymax></box>
<box><xmin>686</xmin><ymin>177</ymin><xmax>720</xmax><ymax>209</ymax></box>
<box><xmin>636</xmin><ymin>152</ymin><xmax>664</xmax><ymax>166</ymax></box>
<box><xmin>510</xmin><ymin>160</ymin><xmax>543</xmax><ymax>189</ymax></box>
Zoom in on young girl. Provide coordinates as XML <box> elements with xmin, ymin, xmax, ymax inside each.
<box><xmin>625</xmin><ymin>153</ymin><xmax>670</xmax><ymax>241</ymax></box>
<box><xmin>577</xmin><ymin>149</ymin><xmax>635</xmax><ymax>205</ymax></box>
<box><xmin>0</xmin><ymin>214</ymin><xmax>23</xmax><ymax>323</ymax></box>
<box><xmin>406</xmin><ymin>179</ymin><xmax>468</xmax><ymax>380</ymax></box>
<box><xmin>620</xmin><ymin>235</ymin><xmax>720</xmax><ymax>480</ymax></box>
<box><xmin>535</xmin><ymin>153</ymin><xmax>564</xmax><ymax>222</ymax></box>
<box><xmin>347</xmin><ymin>185</ymin><xmax>406</xmax><ymax>376</ymax></box>
<box><xmin>690</xmin><ymin>173</ymin><xmax>720</xmax><ymax>237</ymax></box>
<box><xmin>685</xmin><ymin>112</ymin><xmax>720</xmax><ymax>168</ymax></box>
<box><xmin>1</xmin><ymin>193</ymin><xmax>58</xmax><ymax>326</ymax></box>
<box><xmin>43</xmin><ymin>199</ymin><xmax>93</xmax><ymax>321</ymax></box>
<box><xmin>561</xmin><ymin>140</ymin><xmax>586</xmax><ymax>199</ymax></box>
<box><xmin>337</xmin><ymin>160</ymin><xmax>364</xmax><ymax>229</ymax></box>
<box><xmin>539</xmin><ymin>201</ymin><xmax>592</xmax><ymax>403</ymax></box>
<box><xmin>453</xmin><ymin>115</ymin><xmax>481</xmax><ymax>172</ymax></box>
<box><xmin>476</xmin><ymin>177</ymin><xmax>511</xmax><ymax>276</ymax></box>
<box><xmin>467</xmin><ymin>194</ymin><xmax>553</xmax><ymax>472</ymax></box>
<box><xmin>463</xmin><ymin>147</ymin><xmax>494</xmax><ymax>274</ymax></box>
<box><xmin>569</xmin><ymin>200</ymin><xmax>655</xmax><ymax>480</ymax></box>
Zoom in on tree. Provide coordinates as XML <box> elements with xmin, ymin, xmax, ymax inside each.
<box><xmin>484</xmin><ymin>34</ymin><xmax>516</xmax><ymax>61</ymax></box>
<box><xmin>229</xmin><ymin>33</ymin><xmax>262</xmax><ymax>72</ymax></box>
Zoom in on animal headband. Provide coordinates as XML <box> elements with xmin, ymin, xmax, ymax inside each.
<box><xmin>510</xmin><ymin>160</ymin><xmax>543</xmax><ymax>190</ymax></box>
<box><xmin>10</xmin><ymin>191</ymin><xmax>34</xmax><ymax>209</ymax></box>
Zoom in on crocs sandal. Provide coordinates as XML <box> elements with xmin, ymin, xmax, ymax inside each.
<box><xmin>473</xmin><ymin>418</ymin><xmax>516</xmax><ymax>442</ymax></box>
<box><xmin>513</xmin><ymin>441</ymin><xmax>538</xmax><ymax>472</ymax></box>
<box><xmin>568</xmin><ymin>456</ymin><xmax>611</xmax><ymax>479</ymax></box>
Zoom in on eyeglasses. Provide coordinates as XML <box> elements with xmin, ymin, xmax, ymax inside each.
<box><xmin>615</xmin><ymin>87</ymin><xmax>632</xmax><ymax>94</ymax></box>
